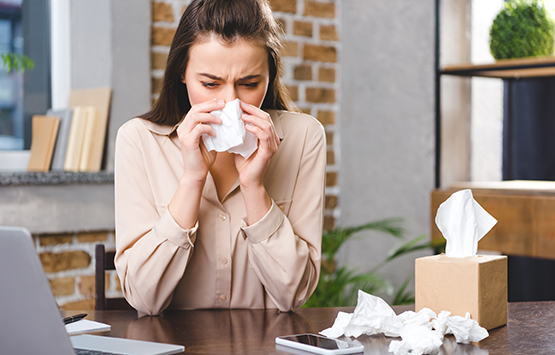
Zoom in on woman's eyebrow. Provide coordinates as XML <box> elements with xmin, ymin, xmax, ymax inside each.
<box><xmin>198</xmin><ymin>73</ymin><xmax>222</xmax><ymax>80</ymax></box>
<box><xmin>238</xmin><ymin>74</ymin><xmax>261</xmax><ymax>81</ymax></box>
<box><xmin>197</xmin><ymin>73</ymin><xmax>261</xmax><ymax>81</ymax></box>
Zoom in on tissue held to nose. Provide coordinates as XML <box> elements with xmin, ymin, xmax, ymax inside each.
<box><xmin>201</xmin><ymin>98</ymin><xmax>258</xmax><ymax>159</ymax></box>
<box><xmin>435</xmin><ymin>189</ymin><xmax>497</xmax><ymax>258</ymax></box>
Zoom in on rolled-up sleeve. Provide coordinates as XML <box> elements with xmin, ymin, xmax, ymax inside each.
<box><xmin>241</xmin><ymin>121</ymin><xmax>326</xmax><ymax>311</ymax></box>
<box><xmin>114</xmin><ymin>121</ymin><xmax>195</xmax><ymax>315</ymax></box>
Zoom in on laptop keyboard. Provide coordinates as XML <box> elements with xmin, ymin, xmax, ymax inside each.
<box><xmin>74</xmin><ymin>348</ymin><xmax>125</xmax><ymax>355</ymax></box>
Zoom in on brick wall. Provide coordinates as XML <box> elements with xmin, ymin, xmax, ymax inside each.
<box><xmin>151</xmin><ymin>0</ymin><xmax>341</xmax><ymax>230</ymax></box>
<box><xmin>36</xmin><ymin>231</ymin><xmax>120</xmax><ymax>310</ymax></box>
<box><xmin>43</xmin><ymin>0</ymin><xmax>341</xmax><ymax>309</ymax></box>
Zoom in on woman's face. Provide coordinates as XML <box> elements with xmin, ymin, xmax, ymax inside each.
<box><xmin>183</xmin><ymin>37</ymin><xmax>270</xmax><ymax>107</ymax></box>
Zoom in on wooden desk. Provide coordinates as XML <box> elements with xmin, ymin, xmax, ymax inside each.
<box><xmin>431</xmin><ymin>181</ymin><xmax>555</xmax><ymax>259</ymax></box>
<box><xmin>66</xmin><ymin>302</ymin><xmax>555</xmax><ymax>354</ymax></box>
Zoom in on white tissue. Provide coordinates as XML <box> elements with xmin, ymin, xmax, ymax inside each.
<box><xmin>396</xmin><ymin>308</ymin><xmax>437</xmax><ymax>329</ymax></box>
<box><xmin>320</xmin><ymin>312</ymin><xmax>353</xmax><ymax>338</ymax></box>
<box><xmin>430</xmin><ymin>310</ymin><xmax>451</xmax><ymax>336</ymax></box>
<box><xmin>343</xmin><ymin>291</ymin><xmax>403</xmax><ymax>338</ymax></box>
<box><xmin>435</xmin><ymin>189</ymin><xmax>497</xmax><ymax>258</ymax></box>
<box><xmin>444</xmin><ymin>313</ymin><xmax>489</xmax><ymax>344</ymax></box>
<box><xmin>320</xmin><ymin>290</ymin><xmax>489</xmax><ymax>354</ymax></box>
<box><xmin>202</xmin><ymin>99</ymin><xmax>258</xmax><ymax>159</ymax></box>
<box><xmin>388</xmin><ymin>324</ymin><xmax>443</xmax><ymax>355</ymax></box>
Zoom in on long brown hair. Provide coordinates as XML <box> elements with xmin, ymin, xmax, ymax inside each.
<box><xmin>140</xmin><ymin>0</ymin><xmax>295</xmax><ymax>126</ymax></box>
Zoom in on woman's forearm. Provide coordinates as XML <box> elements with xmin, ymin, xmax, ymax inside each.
<box><xmin>241</xmin><ymin>183</ymin><xmax>272</xmax><ymax>225</ymax></box>
<box><xmin>168</xmin><ymin>176</ymin><xmax>206</xmax><ymax>229</ymax></box>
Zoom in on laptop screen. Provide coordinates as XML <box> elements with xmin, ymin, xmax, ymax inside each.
<box><xmin>0</xmin><ymin>226</ymin><xmax>75</xmax><ymax>355</ymax></box>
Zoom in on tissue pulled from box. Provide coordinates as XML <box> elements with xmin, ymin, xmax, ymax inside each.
<box><xmin>202</xmin><ymin>99</ymin><xmax>258</xmax><ymax>159</ymax></box>
<box><xmin>320</xmin><ymin>290</ymin><xmax>488</xmax><ymax>355</ymax></box>
<box><xmin>435</xmin><ymin>189</ymin><xmax>497</xmax><ymax>258</ymax></box>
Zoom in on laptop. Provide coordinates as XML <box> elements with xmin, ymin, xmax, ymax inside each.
<box><xmin>0</xmin><ymin>226</ymin><xmax>184</xmax><ymax>355</ymax></box>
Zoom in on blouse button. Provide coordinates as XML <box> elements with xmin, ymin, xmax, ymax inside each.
<box><xmin>219</xmin><ymin>214</ymin><xmax>227</xmax><ymax>221</ymax></box>
<box><xmin>219</xmin><ymin>294</ymin><xmax>227</xmax><ymax>301</ymax></box>
<box><xmin>220</xmin><ymin>257</ymin><xmax>228</xmax><ymax>265</ymax></box>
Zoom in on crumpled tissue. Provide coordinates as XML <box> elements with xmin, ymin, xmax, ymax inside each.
<box><xmin>444</xmin><ymin>312</ymin><xmax>489</xmax><ymax>344</ymax></box>
<box><xmin>388</xmin><ymin>324</ymin><xmax>443</xmax><ymax>355</ymax></box>
<box><xmin>435</xmin><ymin>189</ymin><xmax>497</xmax><ymax>258</ymax></box>
<box><xmin>320</xmin><ymin>290</ymin><xmax>488</xmax><ymax>355</ymax></box>
<box><xmin>202</xmin><ymin>99</ymin><xmax>258</xmax><ymax>159</ymax></box>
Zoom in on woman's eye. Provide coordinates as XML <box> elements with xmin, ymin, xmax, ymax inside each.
<box><xmin>202</xmin><ymin>82</ymin><xmax>218</xmax><ymax>89</ymax></box>
<box><xmin>241</xmin><ymin>82</ymin><xmax>259</xmax><ymax>89</ymax></box>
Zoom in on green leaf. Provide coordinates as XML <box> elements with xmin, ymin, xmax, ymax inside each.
<box><xmin>321</xmin><ymin>218</ymin><xmax>405</xmax><ymax>261</ymax></box>
<box><xmin>385</xmin><ymin>234</ymin><xmax>430</xmax><ymax>262</ymax></box>
<box><xmin>305</xmin><ymin>217</ymin><xmax>439</xmax><ymax>308</ymax></box>
<box><xmin>490</xmin><ymin>0</ymin><xmax>554</xmax><ymax>59</ymax></box>
<box><xmin>392</xmin><ymin>276</ymin><xmax>415</xmax><ymax>306</ymax></box>
<box><xmin>1</xmin><ymin>53</ymin><xmax>35</xmax><ymax>73</ymax></box>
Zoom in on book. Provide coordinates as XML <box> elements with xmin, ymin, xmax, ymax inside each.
<box><xmin>63</xmin><ymin>106</ymin><xmax>90</xmax><ymax>172</ymax></box>
<box><xmin>65</xmin><ymin>319</ymin><xmax>111</xmax><ymax>336</ymax></box>
<box><xmin>68</xmin><ymin>87</ymin><xmax>112</xmax><ymax>172</ymax></box>
<box><xmin>47</xmin><ymin>108</ymin><xmax>74</xmax><ymax>171</ymax></box>
<box><xmin>26</xmin><ymin>115</ymin><xmax>60</xmax><ymax>172</ymax></box>
<box><xmin>78</xmin><ymin>106</ymin><xmax>98</xmax><ymax>172</ymax></box>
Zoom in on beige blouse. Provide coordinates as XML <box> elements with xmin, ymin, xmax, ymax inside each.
<box><xmin>114</xmin><ymin>110</ymin><xmax>326</xmax><ymax>315</ymax></box>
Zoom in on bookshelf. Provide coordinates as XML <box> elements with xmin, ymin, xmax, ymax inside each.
<box><xmin>441</xmin><ymin>57</ymin><xmax>555</xmax><ymax>79</ymax></box>
<box><xmin>434</xmin><ymin>8</ymin><xmax>555</xmax><ymax>299</ymax></box>
<box><xmin>433</xmin><ymin>0</ymin><xmax>555</xmax><ymax>187</ymax></box>
<box><xmin>437</xmin><ymin>57</ymin><xmax>555</xmax><ymax>184</ymax></box>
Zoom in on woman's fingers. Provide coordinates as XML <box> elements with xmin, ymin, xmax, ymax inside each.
<box><xmin>182</xmin><ymin>99</ymin><xmax>225</xmax><ymax>131</ymax></box>
<box><xmin>239</xmin><ymin>101</ymin><xmax>272</xmax><ymax>125</ymax></box>
<box><xmin>196</xmin><ymin>98</ymin><xmax>225</xmax><ymax>114</ymax></box>
<box><xmin>239</xmin><ymin>101</ymin><xmax>279</xmax><ymax>149</ymax></box>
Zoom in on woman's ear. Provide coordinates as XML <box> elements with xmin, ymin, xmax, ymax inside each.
<box><xmin>181</xmin><ymin>73</ymin><xmax>186</xmax><ymax>84</ymax></box>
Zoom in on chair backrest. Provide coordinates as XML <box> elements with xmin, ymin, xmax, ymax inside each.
<box><xmin>95</xmin><ymin>244</ymin><xmax>134</xmax><ymax>310</ymax></box>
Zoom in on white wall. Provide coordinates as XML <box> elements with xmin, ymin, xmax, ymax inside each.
<box><xmin>440</xmin><ymin>0</ymin><xmax>504</xmax><ymax>185</ymax></box>
<box><xmin>340</xmin><ymin>0</ymin><xmax>436</xmax><ymax>299</ymax></box>
<box><xmin>469</xmin><ymin>0</ymin><xmax>504</xmax><ymax>182</ymax></box>
<box><xmin>440</xmin><ymin>0</ymin><xmax>471</xmax><ymax>186</ymax></box>
<box><xmin>0</xmin><ymin>0</ymin><xmax>151</xmax><ymax>233</ymax></box>
<box><xmin>71</xmin><ymin>0</ymin><xmax>151</xmax><ymax>171</ymax></box>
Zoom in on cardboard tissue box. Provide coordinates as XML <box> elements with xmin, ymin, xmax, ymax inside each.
<box><xmin>415</xmin><ymin>189</ymin><xmax>508</xmax><ymax>330</ymax></box>
<box><xmin>415</xmin><ymin>254</ymin><xmax>507</xmax><ymax>330</ymax></box>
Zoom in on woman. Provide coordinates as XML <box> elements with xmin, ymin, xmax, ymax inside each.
<box><xmin>114</xmin><ymin>0</ymin><xmax>326</xmax><ymax>315</ymax></box>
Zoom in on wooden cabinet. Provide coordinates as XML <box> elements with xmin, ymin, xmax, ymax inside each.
<box><xmin>431</xmin><ymin>181</ymin><xmax>555</xmax><ymax>259</ymax></box>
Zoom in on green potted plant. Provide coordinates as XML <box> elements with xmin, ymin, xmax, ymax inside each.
<box><xmin>303</xmin><ymin>218</ymin><xmax>444</xmax><ymax>307</ymax></box>
<box><xmin>490</xmin><ymin>0</ymin><xmax>555</xmax><ymax>60</ymax></box>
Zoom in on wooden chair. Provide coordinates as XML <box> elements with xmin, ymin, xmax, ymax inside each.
<box><xmin>95</xmin><ymin>244</ymin><xmax>134</xmax><ymax>310</ymax></box>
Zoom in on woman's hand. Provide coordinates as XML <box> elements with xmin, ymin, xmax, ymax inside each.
<box><xmin>176</xmin><ymin>99</ymin><xmax>224</xmax><ymax>183</ymax></box>
<box><xmin>235</xmin><ymin>101</ymin><xmax>280</xmax><ymax>189</ymax></box>
<box><xmin>235</xmin><ymin>101</ymin><xmax>279</xmax><ymax>225</ymax></box>
<box><xmin>168</xmin><ymin>99</ymin><xmax>224</xmax><ymax>230</ymax></box>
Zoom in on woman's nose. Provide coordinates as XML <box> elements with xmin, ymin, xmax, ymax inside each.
<box><xmin>221</xmin><ymin>85</ymin><xmax>238</xmax><ymax>103</ymax></box>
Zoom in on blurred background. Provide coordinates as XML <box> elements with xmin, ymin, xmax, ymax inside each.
<box><xmin>1</xmin><ymin>0</ymin><xmax>554</xmax><ymax>309</ymax></box>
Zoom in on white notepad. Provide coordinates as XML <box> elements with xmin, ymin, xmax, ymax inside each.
<box><xmin>65</xmin><ymin>319</ymin><xmax>111</xmax><ymax>336</ymax></box>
